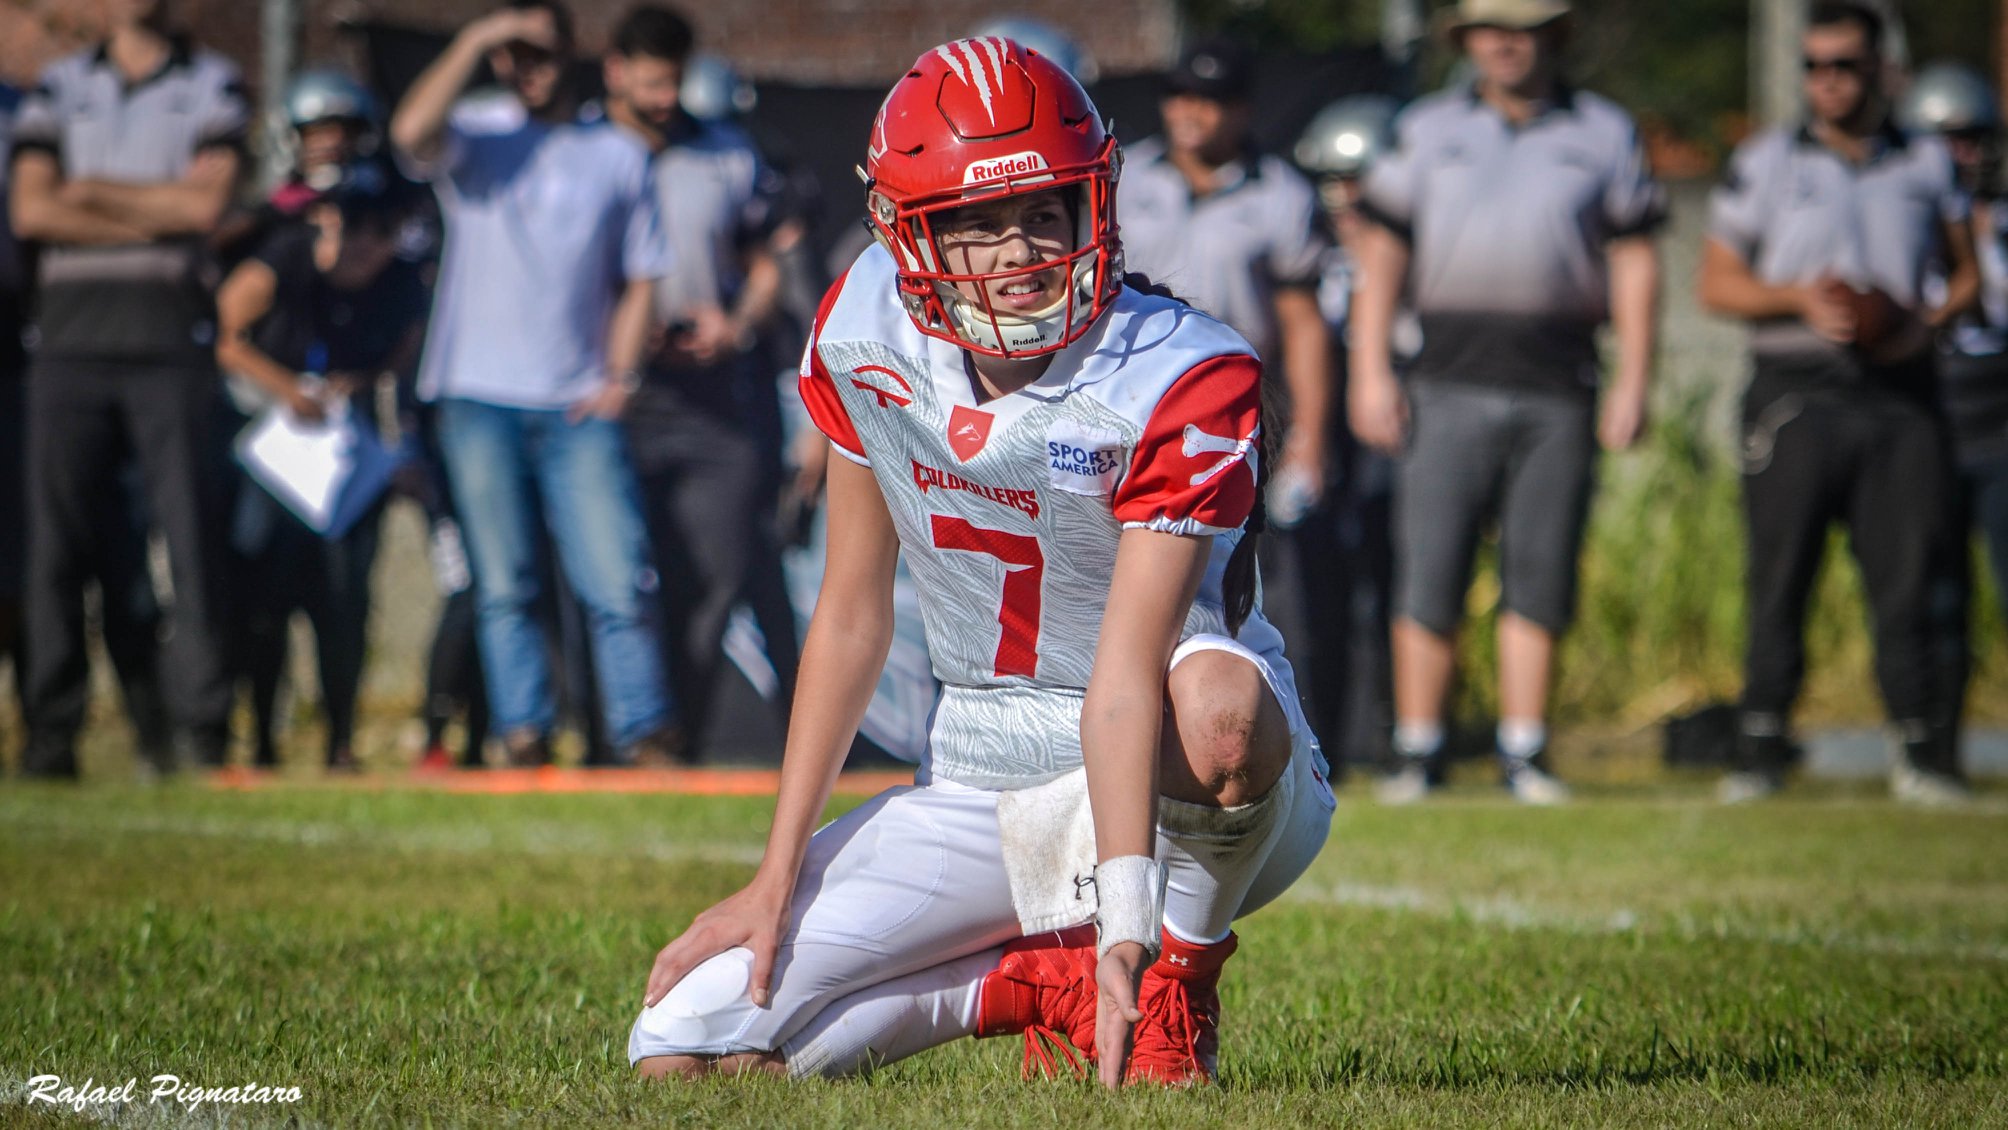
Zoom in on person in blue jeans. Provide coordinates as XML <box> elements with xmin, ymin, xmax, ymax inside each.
<box><xmin>391</xmin><ymin>0</ymin><xmax>679</xmax><ymax>766</ymax></box>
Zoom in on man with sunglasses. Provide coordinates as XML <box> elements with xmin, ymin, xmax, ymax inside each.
<box><xmin>1699</xmin><ymin>2</ymin><xmax>1980</xmax><ymax>804</ymax></box>
<box><xmin>390</xmin><ymin>0</ymin><xmax>679</xmax><ymax>769</ymax></box>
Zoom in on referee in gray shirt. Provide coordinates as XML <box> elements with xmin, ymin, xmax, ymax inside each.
<box><xmin>1351</xmin><ymin>0</ymin><xmax>1666</xmax><ymax>804</ymax></box>
<box><xmin>8</xmin><ymin>0</ymin><xmax>246</xmax><ymax>777</ymax></box>
<box><xmin>1699</xmin><ymin>3</ymin><xmax>1978</xmax><ymax>804</ymax></box>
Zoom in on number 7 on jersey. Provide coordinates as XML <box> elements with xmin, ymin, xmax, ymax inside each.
<box><xmin>929</xmin><ymin>514</ymin><xmax>1043</xmax><ymax>678</ymax></box>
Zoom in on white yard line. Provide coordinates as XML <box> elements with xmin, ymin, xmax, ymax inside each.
<box><xmin>1286</xmin><ymin>881</ymin><xmax>2008</xmax><ymax>963</ymax></box>
<box><xmin>3</xmin><ymin>809</ymin><xmax>767</xmax><ymax>868</ymax></box>
<box><xmin>10</xmin><ymin>807</ymin><xmax>2004</xmax><ymax>963</ymax></box>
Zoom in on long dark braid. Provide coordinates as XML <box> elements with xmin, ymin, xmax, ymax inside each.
<box><xmin>1221</xmin><ymin>383</ymin><xmax>1278</xmax><ymax>637</ymax></box>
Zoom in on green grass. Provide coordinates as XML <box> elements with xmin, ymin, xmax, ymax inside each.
<box><xmin>3</xmin><ymin>782</ymin><xmax>2005</xmax><ymax>1127</ymax></box>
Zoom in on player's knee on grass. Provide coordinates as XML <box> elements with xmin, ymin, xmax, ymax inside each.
<box><xmin>634</xmin><ymin>1052</ymin><xmax>786</xmax><ymax>1080</ymax></box>
<box><xmin>635</xmin><ymin>1054</ymin><xmax>710</xmax><ymax>1080</ymax></box>
<box><xmin>629</xmin><ymin>947</ymin><xmax>764</xmax><ymax>1067</ymax></box>
<box><xmin>1163</xmin><ymin>649</ymin><xmax>1291</xmax><ymax>808</ymax></box>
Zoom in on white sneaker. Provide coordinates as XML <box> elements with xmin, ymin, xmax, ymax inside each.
<box><xmin>1376</xmin><ymin>762</ymin><xmax>1432</xmax><ymax>805</ymax></box>
<box><xmin>1890</xmin><ymin>763</ymin><xmax>1973</xmax><ymax>807</ymax></box>
<box><xmin>1502</xmin><ymin>756</ymin><xmax>1570</xmax><ymax>806</ymax></box>
<box><xmin>1717</xmin><ymin>769</ymin><xmax>1784</xmax><ymax>805</ymax></box>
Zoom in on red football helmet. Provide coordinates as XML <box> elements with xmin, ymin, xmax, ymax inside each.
<box><xmin>864</xmin><ymin>37</ymin><xmax>1123</xmax><ymax>359</ymax></box>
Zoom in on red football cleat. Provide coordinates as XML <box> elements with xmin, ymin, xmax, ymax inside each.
<box><xmin>1124</xmin><ymin>929</ymin><xmax>1238</xmax><ymax>1086</ymax></box>
<box><xmin>974</xmin><ymin>924</ymin><xmax>1098</xmax><ymax>1078</ymax></box>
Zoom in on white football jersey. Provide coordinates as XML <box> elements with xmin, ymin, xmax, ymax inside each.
<box><xmin>802</xmin><ymin>245</ymin><xmax>1291</xmax><ymax>788</ymax></box>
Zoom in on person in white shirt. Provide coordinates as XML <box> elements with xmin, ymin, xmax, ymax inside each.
<box><xmin>390</xmin><ymin>0</ymin><xmax>677</xmax><ymax>767</ymax></box>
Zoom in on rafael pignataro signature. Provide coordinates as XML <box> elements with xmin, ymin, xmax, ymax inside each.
<box><xmin>24</xmin><ymin>1073</ymin><xmax>304</xmax><ymax>1113</ymax></box>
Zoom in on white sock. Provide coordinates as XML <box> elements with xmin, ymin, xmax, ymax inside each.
<box><xmin>1497</xmin><ymin>719</ymin><xmax>1547</xmax><ymax>761</ymax></box>
<box><xmin>782</xmin><ymin>948</ymin><xmax>996</xmax><ymax>1079</ymax></box>
<box><xmin>1393</xmin><ymin>720</ymin><xmax>1444</xmax><ymax>760</ymax></box>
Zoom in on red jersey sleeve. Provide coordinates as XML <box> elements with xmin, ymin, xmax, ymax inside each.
<box><xmin>1111</xmin><ymin>354</ymin><xmax>1263</xmax><ymax>535</ymax></box>
<box><xmin>797</xmin><ymin>269</ymin><xmax>870</xmax><ymax>466</ymax></box>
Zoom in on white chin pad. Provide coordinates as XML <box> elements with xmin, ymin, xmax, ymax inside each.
<box><xmin>1092</xmin><ymin>855</ymin><xmax>1168</xmax><ymax>960</ymax></box>
<box><xmin>943</xmin><ymin>255</ymin><xmax>1098</xmax><ymax>356</ymax></box>
<box><xmin>948</xmin><ymin>292</ymin><xmax>1069</xmax><ymax>355</ymax></box>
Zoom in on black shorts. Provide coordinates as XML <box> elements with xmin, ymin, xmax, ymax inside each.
<box><xmin>1393</xmin><ymin>380</ymin><xmax>1597</xmax><ymax>635</ymax></box>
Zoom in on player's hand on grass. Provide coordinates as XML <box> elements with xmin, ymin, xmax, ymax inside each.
<box><xmin>1094</xmin><ymin>941</ymin><xmax>1149</xmax><ymax>1089</ymax></box>
<box><xmin>643</xmin><ymin>878</ymin><xmax>791</xmax><ymax>1010</ymax></box>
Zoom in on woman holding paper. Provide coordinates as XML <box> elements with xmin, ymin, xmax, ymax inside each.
<box><xmin>214</xmin><ymin>163</ymin><xmax>430</xmax><ymax>771</ymax></box>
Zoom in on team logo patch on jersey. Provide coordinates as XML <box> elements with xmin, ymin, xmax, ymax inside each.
<box><xmin>850</xmin><ymin>365</ymin><xmax>913</xmax><ymax>408</ymax></box>
<box><xmin>1182</xmin><ymin>422</ymin><xmax>1260</xmax><ymax>488</ymax></box>
<box><xmin>1045</xmin><ymin>420</ymin><xmax>1124</xmax><ymax>497</ymax></box>
<box><xmin>911</xmin><ymin>459</ymin><xmax>1040</xmax><ymax>519</ymax></box>
<box><xmin>948</xmin><ymin>404</ymin><xmax>994</xmax><ymax>461</ymax></box>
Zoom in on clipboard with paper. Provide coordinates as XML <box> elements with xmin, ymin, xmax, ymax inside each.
<box><xmin>234</xmin><ymin>394</ymin><xmax>400</xmax><ymax>540</ymax></box>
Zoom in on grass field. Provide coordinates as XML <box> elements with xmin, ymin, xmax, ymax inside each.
<box><xmin>3</xmin><ymin>779</ymin><xmax>2005</xmax><ymax>1128</ymax></box>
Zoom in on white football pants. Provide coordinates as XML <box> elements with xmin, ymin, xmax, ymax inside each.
<box><xmin>628</xmin><ymin>633</ymin><xmax>1336</xmax><ymax>1070</ymax></box>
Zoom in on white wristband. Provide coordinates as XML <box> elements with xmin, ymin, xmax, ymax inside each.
<box><xmin>1092</xmin><ymin>855</ymin><xmax>1167</xmax><ymax>960</ymax></box>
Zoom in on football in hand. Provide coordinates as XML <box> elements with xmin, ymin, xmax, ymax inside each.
<box><xmin>1817</xmin><ymin>278</ymin><xmax>1903</xmax><ymax>351</ymax></box>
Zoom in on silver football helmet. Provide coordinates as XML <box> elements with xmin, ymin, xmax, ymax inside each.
<box><xmin>679</xmin><ymin>54</ymin><xmax>757</xmax><ymax>122</ymax></box>
<box><xmin>1294</xmin><ymin>94</ymin><xmax>1400</xmax><ymax>179</ymax></box>
<box><xmin>285</xmin><ymin>68</ymin><xmax>377</xmax><ymax>129</ymax></box>
<box><xmin>1899</xmin><ymin>62</ymin><xmax>2000</xmax><ymax>135</ymax></box>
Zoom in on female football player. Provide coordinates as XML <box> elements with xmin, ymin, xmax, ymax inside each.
<box><xmin>629</xmin><ymin>37</ymin><xmax>1334</xmax><ymax>1088</ymax></box>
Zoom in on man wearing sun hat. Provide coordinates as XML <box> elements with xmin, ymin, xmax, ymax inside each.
<box><xmin>1349</xmin><ymin>0</ymin><xmax>1667</xmax><ymax>805</ymax></box>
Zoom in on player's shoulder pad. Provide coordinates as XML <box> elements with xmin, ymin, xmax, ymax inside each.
<box><xmin>1063</xmin><ymin>285</ymin><xmax>1259</xmax><ymax>420</ymax></box>
<box><xmin>815</xmin><ymin>241</ymin><xmax>914</xmax><ymax>349</ymax></box>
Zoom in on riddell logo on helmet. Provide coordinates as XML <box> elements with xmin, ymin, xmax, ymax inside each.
<box><xmin>964</xmin><ymin>151</ymin><xmax>1050</xmax><ymax>184</ymax></box>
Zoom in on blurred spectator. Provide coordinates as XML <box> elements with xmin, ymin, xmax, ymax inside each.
<box><xmin>602</xmin><ymin>6</ymin><xmax>799</xmax><ymax>757</ymax></box>
<box><xmin>214</xmin><ymin>168</ymin><xmax>429</xmax><ymax>771</ymax></box>
<box><xmin>1699</xmin><ymin>3</ymin><xmax>1978</xmax><ymax>804</ymax></box>
<box><xmin>1291</xmin><ymin>94</ymin><xmax>1407</xmax><ymax>769</ymax></box>
<box><xmin>1902</xmin><ymin>63</ymin><xmax>2008</xmax><ymax>772</ymax></box>
<box><xmin>1352</xmin><ymin>0</ymin><xmax>1665</xmax><ymax>804</ymax></box>
<box><xmin>211</xmin><ymin>69</ymin><xmax>379</xmax><ymax>265</ymax></box>
<box><xmin>1116</xmin><ymin>37</ymin><xmax>1337</xmax><ymax>760</ymax></box>
<box><xmin>413</xmin><ymin>494</ymin><xmax>490</xmax><ymax>770</ymax></box>
<box><xmin>0</xmin><ymin>81</ymin><xmax>22</xmax><ymax>717</ymax></box>
<box><xmin>390</xmin><ymin>0</ymin><xmax>676</xmax><ymax>767</ymax></box>
<box><xmin>1118</xmin><ymin>37</ymin><xmax>1335</xmax><ymax>530</ymax></box>
<box><xmin>8</xmin><ymin>0</ymin><xmax>247</xmax><ymax>777</ymax></box>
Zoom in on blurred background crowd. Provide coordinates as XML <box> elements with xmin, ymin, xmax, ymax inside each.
<box><xmin>0</xmin><ymin>0</ymin><xmax>2003</xmax><ymax>806</ymax></box>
